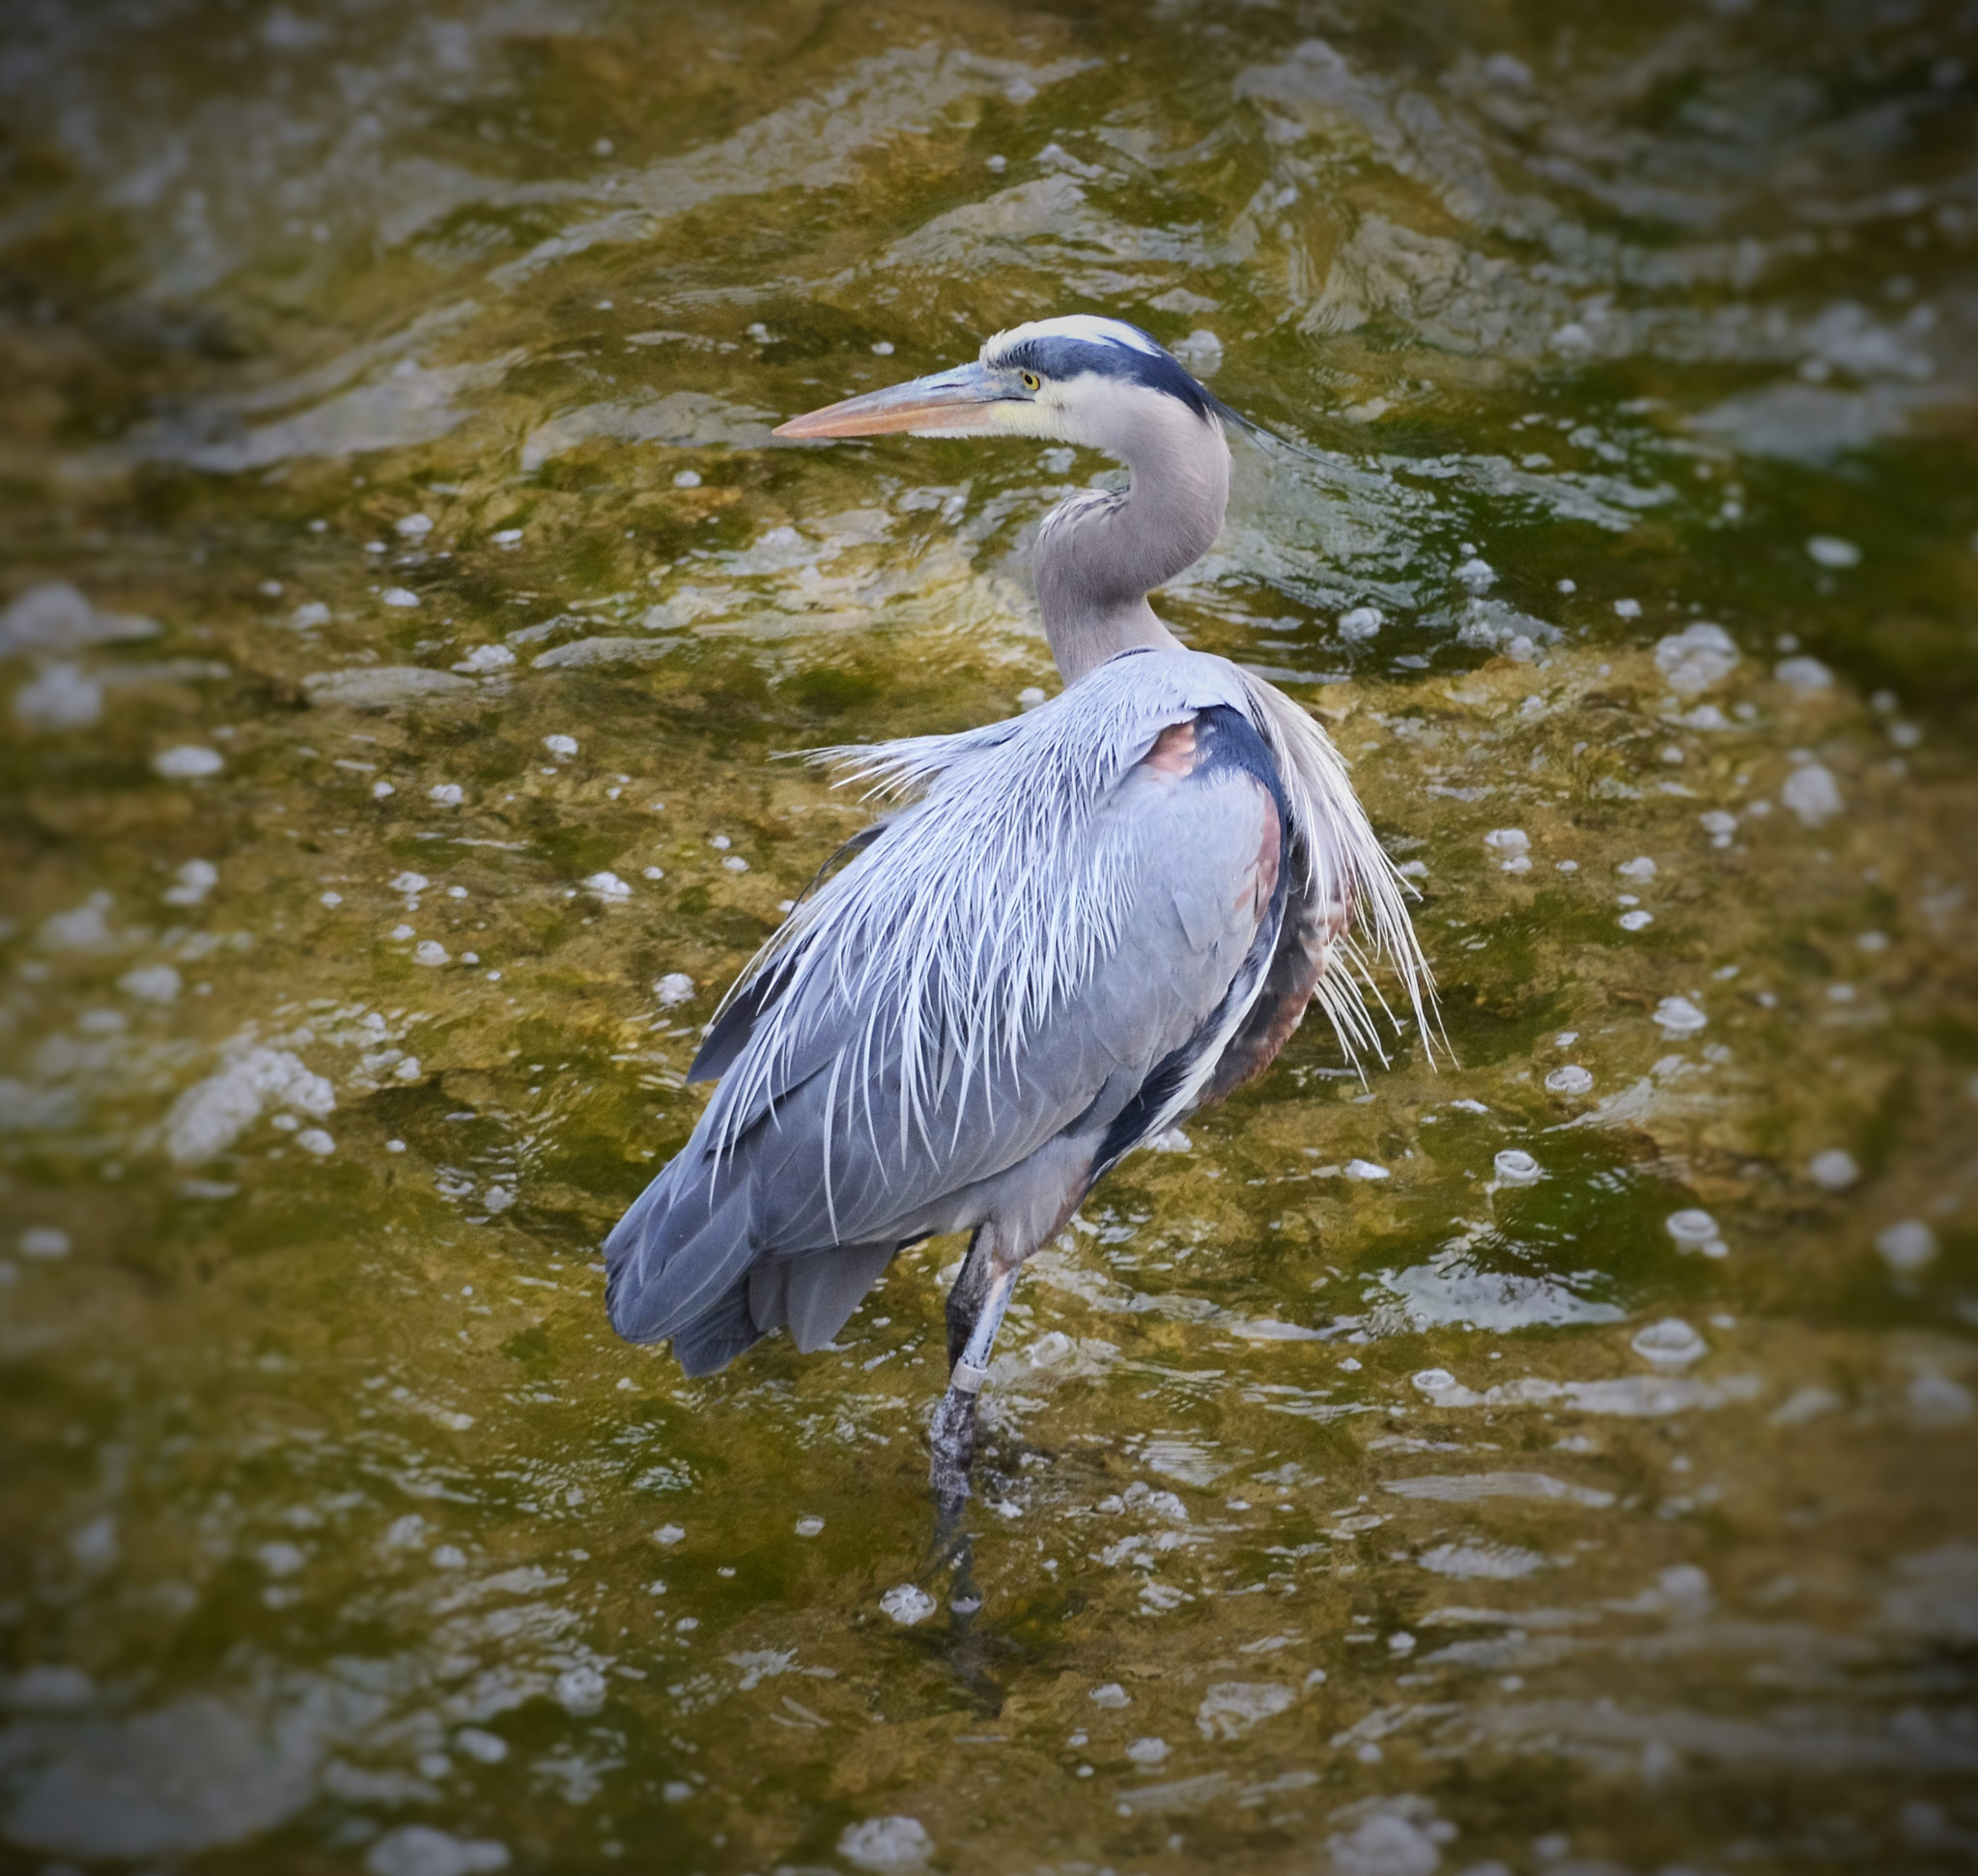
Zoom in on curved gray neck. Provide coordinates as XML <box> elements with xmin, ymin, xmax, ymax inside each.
<box><xmin>1033</xmin><ymin>396</ymin><xmax>1231</xmax><ymax>687</ymax></box>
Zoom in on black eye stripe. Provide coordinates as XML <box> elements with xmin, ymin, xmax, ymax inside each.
<box><xmin>991</xmin><ymin>331</ymin><xmax>1215</xmax><ymax>419</ymax></box>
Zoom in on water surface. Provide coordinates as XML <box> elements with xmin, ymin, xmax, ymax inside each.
<box><xmin>2</xmin><ymin>2</ymin><xmax>1976</xmax><ymax>1871</ymax></box>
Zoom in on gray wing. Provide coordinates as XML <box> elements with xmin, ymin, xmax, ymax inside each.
<box><xmin>605</xmin><ymin>709</ymin><xmax>1286</xmax><ymax>1372</ymax></box>
<box><xmin>1195</xmin><ymin>844</ymin><xmax>1349</xmax><ymax>1109</ymax></box>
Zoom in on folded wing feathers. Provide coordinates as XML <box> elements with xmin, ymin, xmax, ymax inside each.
<box><xmin>704</xmin><ymin>654</ymin><xmax>1434</xmax><ymax>1179</ymax></box>
<box><xmin>1235</xmin><ymin>669</ymin><xmax>1438</xmax><ymax>1066</ymax></box>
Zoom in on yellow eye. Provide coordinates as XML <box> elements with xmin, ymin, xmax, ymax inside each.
<box><xmin>1020</xmin><ymin>370</ymin><xmax>1041</xmax><ymax>392</ymax></box>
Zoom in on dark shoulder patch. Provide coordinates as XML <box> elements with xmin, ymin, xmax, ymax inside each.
<box><xmin>1189</xmin><ymin>704</ymin><xmax>1289</xmax><ymax>820</ymax></box>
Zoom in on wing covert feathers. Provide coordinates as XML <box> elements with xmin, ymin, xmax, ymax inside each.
<box><xmin>604</xmin><ymin>648</ymin><xmax>1434</xmax><ymax>1368</ymax></box>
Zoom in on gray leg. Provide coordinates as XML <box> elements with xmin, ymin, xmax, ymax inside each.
<box><xmin>930</xmin><ymin>1231</ymin><xmax>1020</xmax><ymax>1511</ymax></box>
<box><xmin>945</xmin><ymin>1226</ymin><xmax>992</xmax><ymax>1370</ymax></box>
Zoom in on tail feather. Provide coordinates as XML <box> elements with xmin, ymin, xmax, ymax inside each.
<box><xmin>749</xmin><ymin>1241</ymin><xmax>897</xmax><ymax>1352</ymax></box>
<box><xmin>604</xmin><ymin>1159</ymin><xmax>753</xmax><ymax>1348</ymax></box>
<box><xmin>671</xmin><ymin>1283</ymin><xmax>769</xmax><ymax>1377</ymax></box>
<box><xmin>604</xmin><ymin>1156</ymin><xmax>899</xmax><ymax>1375</ymax></box>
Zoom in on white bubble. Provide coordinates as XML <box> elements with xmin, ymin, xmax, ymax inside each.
<box><xmin>838</xmin><ymin>1816</ymin><xmax>933</xmax><ymax>1874</ymax></box>
<box><xmin>653</xmin><ymin>1523</ymin><xmax>685</xmax><ymax>1546</ymax></box>
<box><xmin>1455</xmin><ymin>557</ymin><xmax>1496</xmax><ymax>592</ymax></box>
<box><xmin>654</xmin><ymin>973</ymin><xmax>695</xmax><ymax>1007</ymax></box>
<box><xmin>1618</xmin><ymin>855</ymin><xmax>1657</xmax><ymax>880</ymax></box>
<box><xmin>1805</xmin><ymin>534</ymin><xmax>1860</xmax><ymax>568</ymax></box>
<box><xmin>1653</xmin><ymin>996</ymin><xmax>1708</xmax><ymax>1036</ymax></box>
<box><xmin>296</xmin><ymin>1129</ymin><xmax>335</xmax><ymax>1156</ymax></box>
<box><xmin>553</xmin><ymin>1664</ymin><xmax>608</xmax><ymax>1715</ymax></box>
<box><xmin>1544</xmin><ymin>1066</ymin><xmax>1593</xmax><ymax>1095</ymax></box>
<box><xmin>880</xmin><ymin>1583</ymin><xmax>936</xmax><ymax>1626</ymax></box>
<box><xmin>1654</xmin><ymin>621</ymin><xmax>1738</xmax><ymax>696</ymax></box>
<box><xmin>119</xmin><ymin>963</ymin><xmax>182</xmax><ymax>1003</ymax></box>
<box><xmin>413</xmin><ymin>941</ymin><xmax>449</xmax><ymax>966</ymax></box>
<box><xmin>1666</xmin><ymin>1208</ymin><xmax>1721</xmax><ymax>1250</ymax></box>
<box><xmin>543</xmin><ymin>734</ymin><xmax>578</xmax><ymax>757</ymax></box>
<box><xmin>1088</xmin><ymin>1683</ymin><xmax>1131</xmax><ymax>1708</ymax></box>
<box><xmin>1342</xmin><ymin>1158</ymin><xmax>1390</xmax><ymax>1180</ymax></box>
<box><xmin>396</xmin><ymin>514</ymin><xmax>435</xmax><ymax>538</ymax></box>
<box><xmin>1619</xmin><ymin>909</ymin><xmax>1653</xmax><ymax>931</ymax></box>
<box><xmin>1876</xmin><ymin>1219</ymin><xmax>1937</xmax><ymax>1274</ymax></box>
<box><xmin>18</xmin><ymin>1227</ymin><xmax>71</xmax><ymax>1260</ymax></box>
<box><xmin>583</xmin><ymin>870</ymin><xmax>632</xmax><ymax>903</ymax></box>
<box><xmin>1493</xmin><ymin>1149</ymin><xmax>1540</xmax><ymax>1184</ymax></box>
<box><xmin>1338</xmin><ymin>605</ymin><xmax>1383</xmax><ymax>641</ymax></box>
<box><xmin>391</xmin><ymin>871</ymin><xmax>429</xmax><ymax>895</ymax></box>
<box><xmin>1809</xmin><ymin>1149</ymin><xmax>1859</xmax><ymax>1192</ymax></box>
<box><xmin>454</xmin><ymin>644</ymin><xmax>515</xmax><ymax>673</ymax></box>
<box><xmin>1126</xmin><ymin>1737</ymin><xmax>1171</xmax><ymax>1764</ymax></box>
<box><xmin>672</xmin><ymin>469</ymin><xmax>703</xmax><ymax>489</ymax></box>
<box><xmin>1631</xmin><ymin>1318</ymin><xmax>1707</xmax><ymax>1368</ymax></box>
<box><xmin>428</xmin><ymin>782</ymin><xmax>465</xmax><ymax>806</ymax></box>
<box><xmin>152</xmin><ymin>745</ymin><xmax>224</xmax><ymax>780</ymax></box>
<box><xmin>381</xmin><ymin>587</ymin><xmax>421</xmax><ymax>609</ymax></box>
<box><xmin>1782</xmin><ymin>763</ymin><xmax>1842</xmax><ymax>826</ymax></box>
<box><xmin>795</xmin><ymin>1515</ymin><xmax>824</xmax><ymax>1537</ymax></box>
<box><xmin>1775</xmin><ymin>655</ymin><xmax>1833</xmax><ymax>692</ymax></box>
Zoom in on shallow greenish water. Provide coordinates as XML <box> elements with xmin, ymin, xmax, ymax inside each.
<box><xmin>2</xmin><ymin>2</ymin><xmax>1976</xmax><ymax>1871</ymax></box>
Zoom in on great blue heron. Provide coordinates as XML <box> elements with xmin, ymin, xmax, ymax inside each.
<box><xmin>604</xmin><ymin>316</ymin><xmax>1430</xmax><ymax>1506</ymax></box>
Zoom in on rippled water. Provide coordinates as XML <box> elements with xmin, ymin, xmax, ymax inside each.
<box><xmin>2</xmin><ymin>3</ymin><xmax>1976</xmax><ymax>1871</ymax></box>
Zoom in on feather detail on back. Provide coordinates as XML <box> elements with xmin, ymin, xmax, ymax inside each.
<box><xmin>699</xmin><ymin>650</ymin><xmax>1432</xmax><ymax>1178</ymax></box>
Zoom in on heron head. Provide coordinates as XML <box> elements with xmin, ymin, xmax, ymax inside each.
<box><xmin>773</xmin><ymin>316</ymin><xmax>1222</xmax><ymax>451</ymax></box>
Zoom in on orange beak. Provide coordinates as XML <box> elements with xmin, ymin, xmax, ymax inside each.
<box><xmin>773</xmin><ymin>361</ymin><xmax>1009</xmax><ymax>440</ymax></box>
